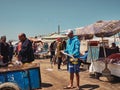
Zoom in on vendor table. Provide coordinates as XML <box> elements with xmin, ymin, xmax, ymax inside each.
<box><xmin>89</xmin><ymin>61</ymin><xmax>120</xmax><ymax>77</ymax></box>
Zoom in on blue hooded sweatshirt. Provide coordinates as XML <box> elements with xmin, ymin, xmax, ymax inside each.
<box><xmin>64</xmin><ymin>36</ymin><xmax>80</xmax><ymax>58</ymax></box>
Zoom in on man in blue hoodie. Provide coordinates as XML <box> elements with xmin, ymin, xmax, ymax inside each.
<box><xmin>64</xmin><ymin>30</ymin><xmax>81</xmax><ymax>90</ymax></box>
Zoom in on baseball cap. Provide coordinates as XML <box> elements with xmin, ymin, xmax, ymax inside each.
<box><xmin>56</xmin><ymin>37</ymin><xmax>61</xmax><ymax>41</ymax></box>
<box><xmin>66</xmin><ymin>29</ymin><xmax>73</xmax><ymax>35</ymax></box>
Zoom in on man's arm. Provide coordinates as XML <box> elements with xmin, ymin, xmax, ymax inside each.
<box><xmin>0</xmin><ymin>43</ymin><xmax>3</xmax><ymax>60</ymax></box>
<box><xmin>72</xmin><ymin>40</ymin><xmax>80</xmax><ymax>57</ymax></box>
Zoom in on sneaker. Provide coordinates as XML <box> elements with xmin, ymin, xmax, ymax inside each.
<box><xmin>63</xmin><ymin>86</ymin><xmax>73</xmax><ymax>89</ymax></box>
<box><xmin>76</xmin><ymin>86</ymin><xmax>83</xmax><ymax>90</ymax></box>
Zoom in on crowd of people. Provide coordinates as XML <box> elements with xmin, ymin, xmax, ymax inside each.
<box><xmin>49</xmin><ymin>38</ymin><xmax>67</xmax><ymax>69</ymax></box>
<box><xmin>0</xmin><ymin>33</ymin><xmax>35</xmax><ymax>67</ymax></box>
<box><xmin>0</xmin><ymin>31</ymin><xmax>85</xmax><ymax>90</ymax></box>
<box><xmin>2</xmin><ymin>31</ymin><xmax>119</xmax><ymax>90</ymax></box>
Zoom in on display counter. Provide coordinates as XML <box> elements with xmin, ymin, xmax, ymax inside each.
<box><xmin>89</xmin><ymin>61</ymin><xmax>120</xmax><ymax>77</ymax></box>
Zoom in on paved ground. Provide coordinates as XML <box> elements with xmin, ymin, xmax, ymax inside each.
<box><xmin>34</xmin><ymin>58</ymin><xmax>120</xmax><ymax>90</ymax></box>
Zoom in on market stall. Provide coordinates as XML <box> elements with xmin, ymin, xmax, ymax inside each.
<box><xmin>76</xmin><ymin>20</ymin><xmax>120</xmax><ymax>78</ymax></box>
<box><xmin>89</xmin><ymin>53</ymin><xmax>120</xmax><ymax>77</ymax></box>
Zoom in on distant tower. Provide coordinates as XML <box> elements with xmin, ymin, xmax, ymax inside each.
<box><xmin>58</xmin><ymin>25</ymin><xmax>60</xmax><ymax>34</ymax></box>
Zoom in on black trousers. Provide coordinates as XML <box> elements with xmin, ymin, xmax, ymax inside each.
<box><xmin>57</xmin><ymin>57</ymin><xmax>62</xmax><ymax>69</ymax></box>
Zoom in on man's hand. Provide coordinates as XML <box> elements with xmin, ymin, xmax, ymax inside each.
<box><xmin>60</xmin><ymin>50</ymin><xmax>64</xmax><ymax>54</ymax></box>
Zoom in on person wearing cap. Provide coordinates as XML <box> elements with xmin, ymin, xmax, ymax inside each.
<box><xmin>0</xmin><ymin>36</ymin><xmax>10</xmax><ymax>66</ymax></box>
<box><xmin>56</xmin><ymin>37</ymin><xmax>63</xmax><ymax>70</ymax></box>
<box><xmin>63</xmin><ymin>30</ymin><xmax>81</xmax><ymax>89</ymax></box>
<box><xmin>17</xmin><ymin>33</ymin><xmax>34</xmax><ymax>63</ymax></box>
<box><xmin>8</xmin><ymin>41</ymin><xmax>14</xmax><ymax>62</ymax></box>
<box><xmin>49</xmin><ymin>41</ymin><xmax>56</xmax><ymax>65</ymax></box>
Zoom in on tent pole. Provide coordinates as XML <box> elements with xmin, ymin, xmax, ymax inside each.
<box><xmin>101</xmin><ymin>36</ymin><xmax>111</xmax><ymax>77</ymax></box>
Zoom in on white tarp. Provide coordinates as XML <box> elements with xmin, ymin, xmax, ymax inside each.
<box><xmin>42</xmin><ymin>34</ymin><xmax>67</xmax><ymax>39</ymax></box>
<box><xmin>89</xmin><ymin>61</ymin><xmax>120</xmax><ymax>77</ymax></box>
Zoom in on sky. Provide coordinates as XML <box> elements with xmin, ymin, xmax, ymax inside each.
<box><xmin>0</xmin><ymin>0</ymin><xmax>120</xmax><ymax>40</ymax></box>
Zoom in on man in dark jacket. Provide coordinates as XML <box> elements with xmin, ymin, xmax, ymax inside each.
<box><xmin>0</xmin><ymin>36</ymin><xmax>9</xmax><ymax>66</ymax></box>
<box><xmin>18</xmin><ymin>33</ymin><xmax>34</xmax><ymax>63</ymax></box>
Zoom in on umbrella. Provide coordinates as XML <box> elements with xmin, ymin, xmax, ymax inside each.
<box><xmin>76</xmin><ymin>20</ymin><xmax>109</xmax><ymax>35</ymax></box>
<box><xmin>95</xmin><ymin>20</ymin><xmax>120</xmax><ymax>37</ymax></box>
<box><xmin>76</xmin><ymin>26</ymin><xmax>94</xmax><ymax>39</ymax></box>
<box><xmin>76</xmin><ymin>20</ymin><xmax>109</xmax><ymax>39</ymax></box>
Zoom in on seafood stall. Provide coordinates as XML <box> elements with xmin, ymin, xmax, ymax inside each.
<box><xmin>88</xmin><ymin>45</ymin><xmax>120</xmax><ymax>77</ymax></box>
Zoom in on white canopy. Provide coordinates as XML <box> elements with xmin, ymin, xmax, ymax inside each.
<box><xmin>42</xmin><ymin>34</ymin><xmax>67</xmax><ymax>40</ymax></box>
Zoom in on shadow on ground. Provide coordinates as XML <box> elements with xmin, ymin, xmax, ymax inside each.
<box><xmin>110</xmin><ymin>76</ymin><xmax>120</xmax><ymax>84</ymax></box>
<box><xmin>41</xmin><ymin>83</ymin><xmax>53</xmax><ymax>88</ymax></box>
<box><xmin>89</xmin><ymin>74</ymin><xmax>120</xmax><ymax>84</ymax></box>
<box><xmin>80</xmin><ymin>68</ymin><xmax>87</xmax><ymax>72</ymax></box>
<box><xmin>80</xmin><ymin>84</ymin><xmax>99</xmax><ymax>90</ymax></box>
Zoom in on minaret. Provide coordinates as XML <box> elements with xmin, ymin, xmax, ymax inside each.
<box><xmin>58</xmin><ymin>25</ymin><xmax>60</xmax><ymax>34</ymax></box>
